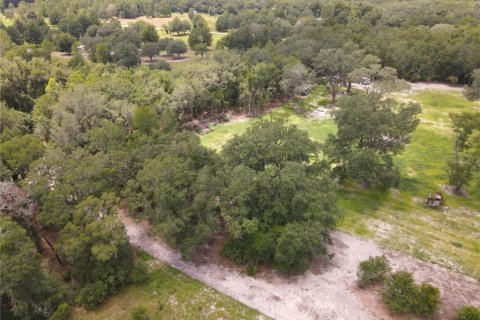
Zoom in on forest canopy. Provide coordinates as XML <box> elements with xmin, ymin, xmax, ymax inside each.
<box><xmin>1</xmin><ymin>0</ymin><xmax>479</xmax><ymax>318</ymax></box>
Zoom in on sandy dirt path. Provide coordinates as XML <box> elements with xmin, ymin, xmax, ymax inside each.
<box><xmin>407</xmin><ymin>82</ymin><xmax>464</xmax><ymax>92</ymax></box>
<box><xmin>119</xmin><ymin>213</ymin><xmax>480</xmax><ymax>320</ymax></box>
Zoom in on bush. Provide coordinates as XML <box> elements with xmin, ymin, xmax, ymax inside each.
<box><xmin>383</xmin><ymin>271</ymin><xmax>441</xmax><ymax>318</ymax></box>
<box><xmin>458</xmin><ymin>306</ymin><xmax>480</xmax><ymax>320</ymax></box>
<box><xmin>78</xmin><ymin>281</ymin><xmax>108</xmax><ymax>310</ymax></box>
<box><xmin>415</xmin><ymin>283</ymin><xmax>440</xmax><ymax>318</ymax></box>
<box><xmin>50</xmin><ymin>303</ymin><xmax>70</xmax><ymax>320</ymax></box>
<box><xmin>129</xmin><ymin>260</ymin><xmax>149</xmax><ymax>284</ymax></box>
<box><xmin>382</xmin><ymin>271</ymin><xmax>417</xmax><ymax>314</ymax></box>
<box><xmin>357</xmin><ymin>255</ymin><xmax>391</xmax><ymax>288</ymax></box>
<box><xmin>130</xmin><ymin>306</ymin><xmax>149</xmax><ymax>320</ymax></box>
<box><xmin>149</xmin><ymin>60</ymin><xmax>172</xmax><ymax>71</ymax></box>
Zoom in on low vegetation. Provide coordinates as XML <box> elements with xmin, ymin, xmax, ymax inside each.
<box><xmin>382</xmin><ymin>271</ymin><xmax>440</xmax><ymax>318</ymax></box>
<box><xmin>356</xmin><ymin>255</ymin><xmax>391</xmax><ymax>288</ymax></box>
<box><xmin>71</xmin><ymin>263</ymin><xmax>265</xmax><ymax>320</ymax></box>
<box><xmin>1</xmin><ymin>0</ymin><xmax>479</xmax><ymax>318</ymax></box>
<box><xmin>457</xmin><ymin>305</ymin><xmax>480</xmax><ymax>320</ymax></box>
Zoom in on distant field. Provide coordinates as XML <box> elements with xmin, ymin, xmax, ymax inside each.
<box><xmin>72</xmin><ymin>261</ymin><xmax>266</xmax><ymax>320</ymax></box>
<box><xmin>0</xmin><ymin>13</ymin><xmax>14</xmax><ymax>26</ymax></box>
<box><xmin>200</xmin><ymin>86</ymin><xmax>480</xmax><ymax>280</ymax></box>
<box><xmin>116</xmin><ymin>12</ymin><xmax>217</xmax><ymax>31</ymax></box>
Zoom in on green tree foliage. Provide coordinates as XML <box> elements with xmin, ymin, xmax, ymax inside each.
<box><xmin>193</xmin><ymin>43</ymin><xmax>208</xmax><ymax>58</ymax></box>
<box><xmin>0</xmin><ymin>217</ymin><xmax>66</xmax><ymax>319</ymax></box>
<box><xmin>0</xmin><ymin>102</ymin><xmax>29</xmax><ymax>143</ymax></box>
<box><xmin>55</xmin><ymin>32</ymin><xmax>76</xmax><ymax>54</ymax></box>
<box><xmin>49</xmin><ymin>303</ymin><xmax>71</xmax><ymax>320</ymax></box>
<box><xmin>0</xmin><ymin>134</ymin><xmax>45</xmax><ymax>181</ymax></box>
<box><xmin>130</xmin><ymin>306</ymin><xmax>149</xmax><ymax>320</ymax></box>
<box><xmin>447</xmin><ymin>112</ymin><xmax>480</xmax><ymax>192</ymax></box>
<box><xmin>220</xmin><ymin>119</ymin><xmax>338</xmax><ymax>274</ymax></box>
<box><xmin>166</xmin><ymin>39</ymin><xmax>187</xmax><ymax>58</ymax></box>
<box><xmin>357</xmin><ymin>255</ymin><xmax>391</xmax><ymax>288</ymax></box>
<box><xmin>167</xmin><ymin>17</ymin><xmax>191</xmax><ymax>35</ymax></box>
<box><xmin>0</xmin><ymin>57</ymin><xmax>54</xmax><ymax>112</ymax></box>
<box><xmin>24</xmin><ymin>18</ymin><xmax>49</xmax><ymax>46</ymax></box>
<box><xmin>383</xmin><ymin>271</ymin><xmax>440</xmax><ymax>317</ymax></box>
<box><xmin>141</xmin><ymin>42</ymin><xmax>160</xmax><ymax>62</ymax></box>
<box><xmin>465</xmin><ymin>69</ymin><xmax>480</xmax><ymax>101</ymax></box>
<box><xmin>125</xmin><ymin>133</ymin><xmax>218</xmax><ymax>258</ymax></box>
<box><xmin>280</xmin><ymin>63</ymin><xmax>311</xmax><ymax>98</ymax></box>
<box><xmin>323</xmin><ymin>95</ymin><xmax>421</xmax><ymax>189</ymax></box>
<box><xmin>94</xmin><ymin>42</ymin><xmax>112</xmax><ymax>64</ymax></box>
<box><xmin>113</xmin><ymin>41</ymin><xmax>141</xmax><ymax>67</ymax></box>
<box><xmin>141</xmin><ymin>23</ymin><xmax>159</xmax><ymax>42</ymax></box>
<box><xmin>57</xmin><ymin>213</ymin><xmax>133</xmax><ymax>308</ymax></box>
<box><xmin>382</xmin><ymin>271</ymin><xmax>418</xmax><ymax>314</ymax></box>
<box><xmin>188</xmin><ymin>15</ymin><xmax>212</xmax><ymax>48</ymax></box>
<box><xmin>457</xmin><ymin>306</ymin><xmax>480</xmax><ymax>320</ymax></box>
<box><xmin>314</xmin><ymin>42</ymin><xmax>365</xmax><ymax>105</ymax></box>
<box><xmin>240</xmin><ymin>62</ymin><xmax>281</xmax><ymax>113</ymax></box>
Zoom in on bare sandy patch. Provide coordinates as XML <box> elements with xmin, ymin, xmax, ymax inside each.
<box><xmin>119</xmin><ymin>212</ymin><xmax>480</xmax><ymax>320</ymax></box>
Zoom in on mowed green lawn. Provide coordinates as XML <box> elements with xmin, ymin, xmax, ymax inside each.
<box><xmin>200</xmin><ymin>87</ymin><xmax>480</xmax><ymax>280</ymax></box>
<box><xmin>72</xmin><ymin>261</ymin><xmax>266</xmax><ymax>320</ymax></box>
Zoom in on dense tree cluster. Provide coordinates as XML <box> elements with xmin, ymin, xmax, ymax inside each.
<box><xmin>0</xmin><ymin>0</ymin><xmax>478</xmax><ymax>317</ymax></box>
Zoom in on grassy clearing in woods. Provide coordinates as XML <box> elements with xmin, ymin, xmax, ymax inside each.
<box><xmin>200</xmin><ymin>87</ymin><xmax>480</xmax><ymax>280</ymax></box>
<box><xmin>72</xmin><ymin>253</ymin><xmax>266</xmax><ymax>320</ymax></box>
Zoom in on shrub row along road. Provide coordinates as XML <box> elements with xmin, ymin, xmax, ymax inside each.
<box><xmin>119</xmin><ymin>212</ymin><xmax>480</xmax><ymax>320</ymax></box>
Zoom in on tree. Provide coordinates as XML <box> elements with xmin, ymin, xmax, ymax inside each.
<box><xmin>220</xmin><ymin>119</ymin><xmax>338</xmax><ymax>274</ymax></box>
<box><xmin>348</xmin><ymin>54</ymin><xmax>409</xmax><ymax>99</ymax></box>
<box><xmin>314</xmin><ymin>42</ymin><xmax>365</xmax><ymax>106</ymax></box>
<box><xmin>57</xmin><ymin>214</ymin><xmax>133</xmax><ymax>308</ymax></box>
<box><xmin>140</xmin><ymin>42</ymin><xmax>160</xmax><ymax>62</ymax></box>
<box><xmin>193</xmin><ymin>43</ymin><xmax>208</xmax><ymax>58</ymax></box>
<box><xmin>24</xmin><ymin>19</ymin><xmax>47</xmax><ymax>46</ymax></box>
<box><xmin>240</xmin><ymin>63</ymin><xmax>280</xmax><ymax>113</ymax></box>
<box><xmin>113</xmin><ymin>41</ymin><xmax>141</xmax><ymax>67</ymax></box>
<box><xmin>465</xmin><ymin>69</ymin><xmax>480</xmax><ymax>101</ymax></box>
<box><xmin>141</xmin><ymin>23</ymin><xmax>159</xmax><ymax>42</ymax></box>
<box><xmin>125</xmin><ymin>133</ymin><xmax>218</xmax><ymax>258</ymax></box>
<box><xmin>55</xmin><ymin>33</ymin><xmax>76</xmax><ymax>54</ymax></box>
<box><xmin>0</xmin><ymin>135</ymin><xmax>45</xmax><ymax>181</ymax></box>
<box><xmin>216</xmin><ymin>14</ymin><xmax>229</xmax><ymax>32</ymax></box>
<box><xmin>323</xmin><ymin>94</ymin><xmax>421</xmax><ymax>189</ymax></box>
<box><xmin>0</xmin><ymin>217</ymin><xmax>66</xmax><ymax>319</ymax></box>
<box><xmin>280</xmin><ymin>63</ymin><xmax>311</xmax><ymax>98</ymax></box>
<box><xmin>0</xmin><ymin>57</ymin><xmax>53</xmax><ymax>112</ymax></box>
<box><xmin>188</xmin><ymin>20</ymin><xmax>212</xmax><ymax>48</ymax></box>
<box><xmin>166</xmin><ymin>40</ymin><xmax>187</xmax><ymax>58</ymax></box>
<box><xmin>94</xmin><ymin>43</ymin><xmax>112</xmax><ymax>64</ymax></box>
<box><xmin>167</xmin><ymin>17</ymin><xmax>191</xmax><ymax>35</ymax></box>
<box><xmin>447</xmin><ymin>112</ymin><xmax>480</xmax><ymax>192</ymax></box>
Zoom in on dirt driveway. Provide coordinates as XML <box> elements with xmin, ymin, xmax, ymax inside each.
<box><xmin>119</xmin><ymin>213</ymin><xmax>479</xmax><ymax>320</ymax></box>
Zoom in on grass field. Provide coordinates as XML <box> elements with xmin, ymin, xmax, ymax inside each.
<box><xmin>200</xmin><ymin>87</ymin><xmax>480</xmax><ymax>280</ymax></box>
<box><xmin>0</xmin><ymin>13</ymin><xmax>14</xmax><ymax>26</ymax></box>
<box><xmin>72</xmin><ymin>256</ymin><xmax>265</xmax><ymax>320</ymax></box>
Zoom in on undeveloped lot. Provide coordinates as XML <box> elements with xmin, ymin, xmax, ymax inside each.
<box><xmin>120</xmin><ymin>213</ymin><xmax>480</xmax><ymax>320</ymax></box>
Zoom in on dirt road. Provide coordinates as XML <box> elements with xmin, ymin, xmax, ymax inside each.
<box><xmin>119</xmin><ymin>213</ymin><xmax>480</xmax><ymax>320</ymax></box>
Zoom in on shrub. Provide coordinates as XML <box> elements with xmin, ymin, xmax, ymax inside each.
<box><xmin>50</xmin><ymin>303</ymin><xmax>70</xmax><ymax>320</ymax></box>
<box><xmin>149</xmin><ymin>60</ymin><xmax>172</xmax><ymax>71</ymax></box>
<box><xmin>78</xmin><ymin>281</ymin><xmax>108</xmax><ymax>310</ymax></box>
<box><xmin>415</xmin><ymin>283</ymin><xmax>440</xmax><ymax>318</ymax></box>
<box><xmin>129</xmin><ymin>260</ymin><xmax>149</xmax><ymax>284</ymax></box>
<box><xmin>382</xmin><ymin>271</ymin><xmax>417</xmax><ymax>314</ymax></box>
<box><xmin>246</xmin><ymin>265</ymin><xmax>258</xmax><ymax>277</ymax></box>
<box><xmin>130</xmin><ymin>306</ymin><xmax>149</xmax><ymax>320</ymax></box>
<box><xmin>458</xmin><ymin>305</ymin><xmax>480</xmax><ymax>320</ymax></box>
<box><xmin>357</xmin><ymin>255</ymin><xmax>391</xmax><ymax>288</ymax></box>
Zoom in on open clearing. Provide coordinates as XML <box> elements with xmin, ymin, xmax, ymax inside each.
<box><xmin>201</xmin><ymin>84</ymin><xmax>480</xmax><ymax>281</ymax></box>
<box><xmin>120</xmin><ymin>213</ymin><xmax>480</xmax><ymax>320</ymax></box>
